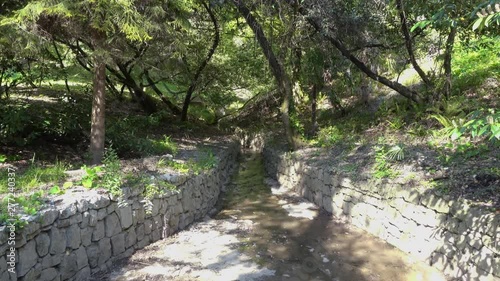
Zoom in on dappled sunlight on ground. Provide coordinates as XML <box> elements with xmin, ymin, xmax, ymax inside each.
<box><xmin>99</xmin><ymin>153</ymin><xmax>450</xmax><ymax>281</ymax></box>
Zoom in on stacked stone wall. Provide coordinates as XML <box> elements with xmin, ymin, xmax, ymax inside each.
<box><xmin>263</xmin><ymin>146</ymin><xmax>499</xmax><ymax>281</ymax></box>
<box><xmin>0</xmin><ymin>141</ymin><xmax>239</xmax><ymax>281</ymax></box>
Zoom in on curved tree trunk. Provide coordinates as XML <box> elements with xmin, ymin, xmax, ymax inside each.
<box><xmin>181</xmin><ymin>1</ymin><xmax>220</xmax><ymax>121</ymax></box>
<box><xmin>144</xmin><ymin>70</ymin><xmax>182</xmax><ymax>115</ymax></box>
<box><xmin>232</xmin><ymin>0</ymin><xmax>296</xmax><ymax>150</ymax></box>
<box><xmin>286</xmin><ymin>0</ymin><xmax>424</xmax><ymax>104</ymax></box>
<box><xmin>395</xmin><ymin>0</ymin><xmax>433</xmax><ymax>89</ymax></box>
<box><xmin>114</xmin><ymin>63</ymin><xmax>158</xmax><ymax>114</ymax></box>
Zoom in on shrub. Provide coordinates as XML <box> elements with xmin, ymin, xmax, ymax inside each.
<box><xmin>316</xmin><ymin>126</ymin><xmax>344</xmax><ymax>147</ymax></box>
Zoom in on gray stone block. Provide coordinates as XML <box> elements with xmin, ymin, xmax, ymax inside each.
<box><xmin>66</xmin><ymin>224</ymin><xmax>81</xmax><ymax>250</ymax></box>
<box><xmin>97</xmin><ymin>238</ymin><xmax>111</xmax><ymax>266</ymax></box>
<box><xmin>135</xmin><ymin>224</ymin><xmax>144</xmax><ymax>241</ymax></box>
<box><xmin>76</xmin><ymin>199</ymin><xmax>90</xmax><ymax>213</ymax></box>
<box><xmin>80</xmin><ymin>227</ymin><xmax>92</xmax><ymax>247</ymax></box>
<box><xmin>20</xmin><ymin>264</ymin><xmax>41</xmax><ymax>281</ymax></box>
<box><xmin>72</xmin><ymin>266</ymin><xmax>90</xmax><ymax>281</ymax></box>
<box><xmin>87</xmin><ymin>210</ymin><xmax>98</xmax><ymax>227</ymax></box>
<box><xmin>107</xmin><ymin>202</ymin><xmax>117</xmax><ymax>215</ymax></box>
<box><xmin>60</xmin><ymin>252</ymin><xmax>78</xmax><ymax>280</ymax></box>
<box><xmin>35</xmin><ymin>232</ymin><xmax>50</xmax><ymax>257</ymax></box>
<box><xmin>117</xmin><ymin>205</ymin><xmax>133</xmax><ymax>229</ymax></box>
<box><xmin>105</xmin><ymin>212</ymin><xmax>121</xmax><ymax>237</ymax></box>
<box><xmin>125</xmin><ymin>228</ymin><xmax>137</xmax><ymax>248</ymax></box>
<box><xmin>89</xmin><ymin>196</ymin><xmax>110</xmax><ymax>210</ymax></box>
<box><xmin>92</xmin><ymin>220</ymin><xmax>104</xmax><ymax>241</ymax></box>
<box><xmin>49</xmin><ymin>228</ymin><xmax>66</xmax><ymax>255</ymax></box>
<box><xmin>86</xmin><ymin>244</ymin><xmax>99</xmax><ymax>268</ymax></box>
<box><xmin>133</xmin><ymin>208</ymin><xmax>145</xmax><ymax>224</ymax></box>
<box><xmin>39</xmin><ymin>268</ymin><xmax>58</xmax><ymax>281</ymax></box>
<box><xmin>111</xmin><ymin>233</ymin><xmax>125</xmax><ymax>256</ymax></box>
<box><xmin>144</xmin><ymin>219</ymin><xmax>153</xmax><ymax>235</ymax></box>
<box><xmin>0</xmin><ymin>256</ymin><xmax>6</xmax><ymax>272</ymax></box>
<box><xmin>41</xmin><ymin>254</ymin><xmax>61</xmax><ymax>269</ymax></box>
<box><xmin>60</xmin><ymin>203</ymin><xmax>78</xmax><ymax>220</ymax></box>
<box><xmin>97</xmin><ymin>208</ymin><xmax>107</xmax><ymax>221</ymax></box>
<box><xmin>75</xmin><ymin>247</ymin><xmax>88</xmax><ymax>270</ymax></box>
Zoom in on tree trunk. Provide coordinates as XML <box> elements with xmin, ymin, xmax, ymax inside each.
<box><xmin>181</xmin><ymin>1</ymin><xmax>220</xmax><ymax>121</ymax></box>
<box><xmin>114</xmin><ymin>63</ymin><xmax>157</xmax><ymax>114</ymax></box>
<box><xmin>232</xmin><ymin>0</ymin><xmax>296</xmax><ymax>149</ymax></box>
<box><xmin>442</xmin><ymin>25</ymin><xmax>457</xmax><ymax>100</ymax></box>
<box><xmin>310</xmin><ymin>84</ymin><xmax>318</xmax><ymax>137</ymax></box>
<box><xmin>144</xmin><ymin>70</ymin><xmax>182</xmax><ymax>115</ymax></box>
<box><xmin>89</xmin><ymin>29</ymin><xmax>106</xmax><ymax>165</ymax></box>
<box><xmin>395</xmin><ymin>0</ymin><xmax>433</xmax><ymax>89</ymax></box>
<box><xmin>90</xmin><ymin>58</ymin><xmax>106</xmax><ymax>165</ymax></box>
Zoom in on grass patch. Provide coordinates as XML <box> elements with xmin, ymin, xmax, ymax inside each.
<box><xmin>452</xmin><ymin>36</ymin><xmax>500</xmax><ymax>93</ymax></box>
<box><xmin>373</xmin><ymin>144</ymin><xmax>400</xmax><ymax>179</ymax></box>
<box><xmin>0</xmin><ymin>162</ymin><xmax>67</xmax><ymax>194</ymax></box>
<box><xmin>159</xmin><ymin>147</ymin><xmax>218</xmax><ymax>174</ymax></box>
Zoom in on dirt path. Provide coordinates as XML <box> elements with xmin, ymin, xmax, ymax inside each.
<box><xmin>98</xmin><ymin>153</ymin><xmax>449</xmax><ymax>281</ymax></box>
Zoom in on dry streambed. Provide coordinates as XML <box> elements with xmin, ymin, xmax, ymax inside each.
<box><xmin>99</xmin><ymin>154</ymin><xmax>449</xmax><ymax>281</ymax></box>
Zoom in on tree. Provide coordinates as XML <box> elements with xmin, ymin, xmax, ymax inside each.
<box><xmin>4</xmin><ymin>0</ymin><xmax>152</xmax><ymax>164</ymax></box>
<box><xmin>181</xmin><ymin>1</ymin><xmax>220</xmax><ymax>121</ymax></box>
<box><xmin>232</xmin><ymin>0</ymin><xmax>296</xmax><ymax>149</ymax></box>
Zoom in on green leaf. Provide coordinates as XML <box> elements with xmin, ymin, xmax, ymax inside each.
<box><xmin>63</xmin><ymin>181</ymin><xmax>73</xmax><ymax>189</ymax></box>
<box><xmin>82</xmin><ymin>178</ymin><xmax>93</xmax><ymax>188</ymax></box>
<box><xmin>490</xmin><ymin>124</ymin><xmax>500</xmax><ymax>140</ymax></box>
<box><xmin>49</xmin><ymin>185</ymin><xmax>64</xmax><ymax>195</ymax></box>
<box><xmin>484</xmin><ymin>14</ymin><xmax>495</xmax><ymax>27</ymax></box>
<box><xmin>477</xmin><ymin>126</ymin><xmax>489</xmax><ymax>137</ymax></box>
<box><xmin>0</xmin><ymin>154</ymin><xmax>6</xmax><ymax>163</ymax></box>
<box><xmin>472</xmin><ymin>18</ymin><xmax>484</xmax><ymax>31</ymax></box>
<box><xmin>410</xmin><ymin>20</ymin><xmax>430</xmax><ymax>32</ymax></box>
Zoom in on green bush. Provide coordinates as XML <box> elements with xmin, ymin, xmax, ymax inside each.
<box><xmin>0</xmin><ymin>101</ymin><xmax>88</xmax><ymax>146</ymax></box>
<box><xmin>101</xmin><ymin>148</ymin><xmax>123</xmax><ymax>197</ymax></box>
<box><xmin>106</xmin><ymin>114</ymin><xmax>177</xmax><ymax>156</ymax></box>
<box><xmin>432</xmin><ymin>108</ymin><xmax>499</xmax><ymax>141</ymax></box>
<box><xmin>452</xmin><ymin>37</ymin><xmax>500</xmax><ymax>93</ymax></box>
<box><xmin>316</xmin><ymin>126</ymin><xmax>344</xmax><ymax>147</ymax></box>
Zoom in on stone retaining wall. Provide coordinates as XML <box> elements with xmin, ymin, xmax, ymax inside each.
<box><xmin>263</xmin><ymin>146</ymin><xmax>499</xmax><ymax>281</ymax></box>
<box><xmin>0</xmin><ymin>141</ymin><xmax>239</xmax><ymax>281</ymax></box>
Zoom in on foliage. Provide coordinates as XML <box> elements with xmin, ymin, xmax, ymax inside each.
<box><xmin>471</xmin><ymin>1</ymin><xmax>500</xmax><ymax>31</ymax></box>
<box><xmin>433</xmin><ymin>109</ymin><xmax>499</xmax><ymax>141</ymax></box>
<box><xmin>79</xmin><ymin>148</ymin><xmax>123</xmax><ymax>197</ymax></box>
<box><xmin>150</xmin><ymin>136</ymin><xmax>179</xmax><ymax>156</ymax></box>
<box><xmin>195</xmin><ymin>147</ymin><xmax>218</xmax><ymax>172</ymax></box>
<box><xmin>163</xmin><ymin>147</ymin><xmax>217</xmax><ymax>174</ymax></box>
<box><xmin>101</xmin><ymin>148</ymin><xmax>123</xmax><ymax>197</ymax></box>
<box><xmin>316</xmin><ymin>126</ymin><xmax>344</xmax><ymax>147</ymax></box>
<box><xmin>106</xmin><ymin>114</ymin><xmax>178</xmax><ymax>157</ymax></box>
<box><xmin>385</xmin><ymin>144</ymin><xmax>406</xmax><ymax>161</ymax></box>
<box><xmin>80</xmin><ymin>165</ymin><xmax>102</xmax><ymax>189</ymax></box>
<box><xmin>452</xmin><ymin>37</ymin><xmax>500</xmax><ymax>92</ymax></box>
<box><xmin>0</xmin><ymin>192</ymin><xmax>44</xmax><ymax>229</ymax></box>
<box><xmin>48</xmin><ymin>184</ymin><xmax>65</xmax><ymax>195</ymax></box>
<box><xmin>290</xmin><ymin>112</ymin><xmax>305</xmax><ymax>137</ymax></box>
<box><xmin>373</xmin><ymin>145</ymin><xmax>400</xmax><ymax>179</ymax></box>
<box><xmin>0</xmin><ymin>97</ymin><xmax>89</xmax><ymax>146</ymax></box>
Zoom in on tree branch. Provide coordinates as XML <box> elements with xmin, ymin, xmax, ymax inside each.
<box><xmin>395</xmin><ymin>0</ymin><xmax>433</xmax><ymax>88</ymax></box>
